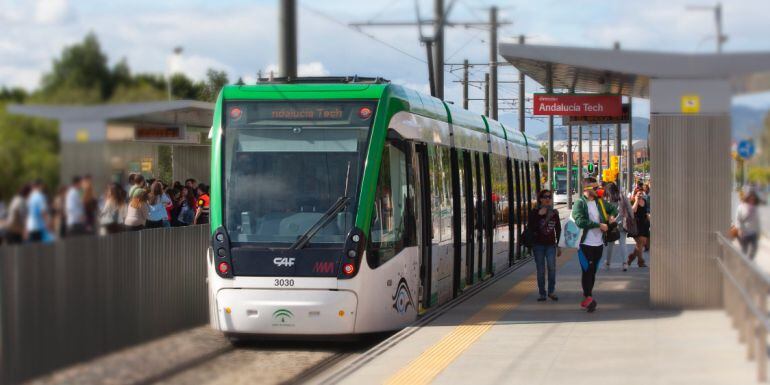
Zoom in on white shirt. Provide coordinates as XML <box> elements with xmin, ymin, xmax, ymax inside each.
<box><xmin>583</xmin><ymin>200</ymin><xmax>604</xmax><ymax>246</ymax></box>
<box><xmin>65</xmin><ymin>186</ymin><xmax>84</xmax><ymax>226</ymax></box>
<box><xmin>736</xmin><ymin>203</ymin><xmax>760</xmax><ymax>236</ymax></box>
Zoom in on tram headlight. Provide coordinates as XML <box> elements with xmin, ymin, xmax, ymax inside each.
<box><xmin>347</xmin><ymin>249</ymin><xmax>357</xmax><ymax>258</ymax></box>
<box><xmin>215</xmin><ymin>233</ymin><xmax>224</xmax><ymax>243</ymax></box>
<box><xmin>342</xmin><ymin>263</ymin><xmax>355</xmax><ymax>275</ymax></box>
<box><xmin>217</xmin><ymin>248</ymin><xmax>227</xmax><ymax>258</ymax></box>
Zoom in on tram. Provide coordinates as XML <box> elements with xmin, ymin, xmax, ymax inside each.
<box><xmin>551</xmin><ymin>166</ymin><xmax>579</xmax><ymax>204</ymax></box>
<box><xmin>206</xmin><ymin>77</ymin><xmax>541</xmax><ymax>338</ymax></box>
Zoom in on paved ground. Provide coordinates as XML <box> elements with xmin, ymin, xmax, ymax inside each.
<box><xmin>317</xmin><ymin>248</ymin><xmax>758</xmax><ymax>385</ymax></box>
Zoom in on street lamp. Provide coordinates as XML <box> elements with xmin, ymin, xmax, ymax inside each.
<box><xmin>167</xmin><ymin>46</ymin><xmax>183</xmax><ymax>101</ymax></box>
<box><xmin>686</xmin><ymin>3</ymin><xmax>728</xmax><ymax>53</ymax></box>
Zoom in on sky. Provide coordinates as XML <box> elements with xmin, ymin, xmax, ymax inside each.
<box><xmin>2</xmin><ymin>0</ymin><xmax>770</xmax><ymax>134</ymax></box>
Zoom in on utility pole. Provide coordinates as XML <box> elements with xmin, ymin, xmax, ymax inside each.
<box><xmin>350</xmin><ymin>2</ymin><xmax>509</xmax><ymax>101</ymax></box>
<box><xmin>687</xmin><ymin>2</ymin><xmax>728</xmax><ymax>53</ymax></box>
<box><xmin>423</xmin><ymin>38</ymin><xmax>437</xmax><ymax>97</ymax></box>
<box><xmin>484</xmin><ymin>73</ymin><xmax>490</xmax><ymax>117</ymax></box>
<box><xmin>279</xmin><ymin>0</ymin><xmax>297</xmax><ymax>79</ymax></box>
<box><xmin>434</xmin><ymin>0</ymin><xmax>445</xmax><ymax>99</ymax></box>
<box><xmin>489</xmin><ymin>6</ymin><xmax>498</xmax><ymax>119</ymax></box>
<box><xmin>462</xmin><ymin>59</ymin><xmax>469</xmax><ymax>109</ymax></box>
<box><xmin>606</xmin><ymin>125</ymin><xmax>611</xmax><ymax>173</ymax></box>
<box><xmin>588</xmin><ymin>127</ymin><xmax>594</xmax><ymax>174</ymax></box>
<box><xmin>518</xmin><ymin>35</ymin><xmax>526</xmax><ymax>132</ymax></box>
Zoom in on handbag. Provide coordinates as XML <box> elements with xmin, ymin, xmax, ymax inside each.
<box><xmin>598</xmin><ymin>199</ymin><xmax>621</xmax><ymax>243</ymax></box>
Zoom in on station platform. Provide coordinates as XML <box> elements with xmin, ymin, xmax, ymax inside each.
<box><xmin>316</xmin><ymin>248</ymin><xmax>757</xmax><ymax>385</ymax></box>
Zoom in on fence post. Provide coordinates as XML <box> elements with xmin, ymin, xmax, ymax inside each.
<box><xmin>758</xmin><ymin>281</ymin><xmax>768</xmax><ymax>382</ymax></box>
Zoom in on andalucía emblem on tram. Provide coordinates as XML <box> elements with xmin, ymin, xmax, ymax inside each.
<box><xmin>392</xmin><ymin>278</ymin><xmax>414</xmax><ymax>314</ymax></box>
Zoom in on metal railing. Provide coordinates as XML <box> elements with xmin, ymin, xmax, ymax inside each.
<box><xmin>0</xmin><ymin>225</ymin><xmax>210</xmax><ymax>385</ymax></box>
<box><xmin>715</xmin><ymin>232</ymin><xmax>770</xmax><ymax>382</ymax></box>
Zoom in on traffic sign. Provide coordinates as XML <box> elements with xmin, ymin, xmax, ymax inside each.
<box><xmin>737</xmin><ymin>140</ymin><xmax>755</xmax><ymax>160</ymax></box>
<box><xmin>587</xmin><ymin>162</ymin><xmax>595</xmax><ymax>174</ymax></box>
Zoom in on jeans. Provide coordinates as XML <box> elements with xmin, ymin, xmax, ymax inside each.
<box><xmin>739</xmin><ymin>233</ymin><xmax>759</xmax><ymax>260</ymax></box>
<box><xmin>604</xmin><ymin>230</ymin><xmax>627</xmax><ymax>266</ymax></box>
<box><xmin>533</xmin><ymin>244</ymin><xmax>557</xmax><ymax>296</ymax></box>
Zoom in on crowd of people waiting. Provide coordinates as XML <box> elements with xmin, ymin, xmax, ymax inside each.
<box><xmin>0</xmin><ymin>174</ymin><xmax>210</xmax><ymax>244</ymax></box>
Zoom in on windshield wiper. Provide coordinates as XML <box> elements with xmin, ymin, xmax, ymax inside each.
<box><xmin>289</xmin><ymin>196</ymin><xmax>350</xmax><ymax>250</ymax></box>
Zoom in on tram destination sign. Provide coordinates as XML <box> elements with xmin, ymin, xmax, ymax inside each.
<box><xmin>562</xmin><ymin>103</ymin><xmax>631</xmax><ymax>125</ymax></box>
<box><xmin>229</xmin><ymin>101</ymin><xmax>376</xmax><ymax>127</ymax></box>
<box><xmin>533</xmin><ymin>94</ymin><xmax>622</xmax><ymax>116</ymax></box>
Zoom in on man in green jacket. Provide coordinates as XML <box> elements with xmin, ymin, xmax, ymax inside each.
<box><xmin>571</xmin><ymin>177</ymin><xmax>617</xmax><ymax>313</ymax></box>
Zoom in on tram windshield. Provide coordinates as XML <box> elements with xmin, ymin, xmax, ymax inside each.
<box><xmin>223</xmin><ymin>101</ymin><xmax>376</xmax><ymax>246</ymax></box>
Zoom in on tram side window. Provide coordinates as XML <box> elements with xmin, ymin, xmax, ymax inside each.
<box><xmin>428</xmin><ymin>145</ymin><xmax>453</xmax><ymax>243</ymax></box>
<box><xmin>490</xmin><ymin>154</ymin><xmax>508</xmax><ymax>229</ymax></box>
<box><xmin>369</xmin><ymin>143</ymin><xmax>411</xmax><ymax>266</ymax></box>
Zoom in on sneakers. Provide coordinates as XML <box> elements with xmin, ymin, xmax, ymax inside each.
<box><xmin>548</xmin><ymin>293</ymin><xmax>559</xmax><ymax>301</ymax></box>
<box><xmin>586</xmin><ymin>299</ymin><xmax>598</xmax><ymax>313</ymax></box>
<box><xmin>622</xmin><ymin>262</ymin><xmax>628</xmax><ymax>272</ymax></box>
<box><xmin>580</xmin><ymin>296</ymin><xmax>593</xmax><ymax>308</ymax></box>
<box><xmin>537</xmin><ymin>295</ymin><xmax>547</xmax><ymax>302</ymax></box>
<box><xmin>604</xmin><ymin>263</ymin><xmax>610</xmax><ymax>271</ymax></box>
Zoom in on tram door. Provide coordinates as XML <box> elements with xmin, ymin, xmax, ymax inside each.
<box><xmin>462</xmin><ymin>151</ymin><xmax>474</xmax><ymax>287</ymax></box>
<box><xmin>416</xmin><ymin>143</ymin><xmax>433</xmax><ymax>310</ymax></box>
<box><xmin>514</xmin><ymin>159</ymin><xmax>523</xmax><ymax>261</ymax></box>
<box><xmin>472</xmin><ymin>152</ymin><xmax>485</xmax><ymax>282</ymax></box>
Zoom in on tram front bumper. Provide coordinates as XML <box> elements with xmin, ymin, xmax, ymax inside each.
<box><xmin>215</xmin><ymin>289</ymin><xmax>358</xmax><ymax>335</ymax></box>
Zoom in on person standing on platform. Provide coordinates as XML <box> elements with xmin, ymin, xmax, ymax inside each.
<box><xmin>572</xmin><ymin>177</ymin><xmax>617</xmax><ymax>313</ymax></box>
<box><xmin>5</xmin><ymin>184</ymin><xmax>30</xmax><ymax>244</ymax></box>
<box><xmin>735</xmin><ymin>188</ymin><xmax>762</xmax><ymax>260</ymax></box>
<box><xmin>124</xmin><ymin>189</ymin><xmax>149</xmax><ymax>231</ymax></box>
<box><xmin>529</xmin><ymin>189</ymin><xmax>562</xmax><ymax>302</ymax></box>
<box><xmin>604</xmin><ymin>182</ymin><xmax>635</xmax><ymax>271</ymax></box>
<box><xmin>194</xmin><ymin>184</ymin><xmax>210</xmax><ymax>225</ymax></box>
<box><xmin>65</xmin><ymin>176</ymin><xmax>86</xmax><ymax>236</ymax></box>
<box><xmin>627</xmin><ymin>191</ymin><xmax>650</xmax><ymax>267</ymax></box>
<box><xmin>26</xmin><ymin>180</ymin><xmax>50</xmax><ymax>242</ymax></box>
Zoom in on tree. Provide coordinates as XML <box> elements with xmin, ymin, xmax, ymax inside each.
<box><xmin>40</xmin><ymin>32</ymin><xmax>113</xmax><ymax>101</ymax></box>
<box><xmin>0</xmin><ymin>104</ymin><xmax>59</xmax><ymax>202</ymax></box>
<box><xmin>199</xmin><ymin>69</ymin><xmax>229</xmax><ymax>102</ymax></box>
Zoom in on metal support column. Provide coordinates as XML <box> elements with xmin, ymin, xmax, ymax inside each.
<box><xmin>588</xmin><ymin>127</ymin><xmax>593</xmax><ymax>175</ymax></box>
<box><xmin>546</xmin><ymin>64</ymin><xmax>554</xmax><ymax>189</ymax></box>
<box><xmin>627</xmin><ymin>110</ymin><xmax>634</xmax><ymax>192</ymax></box>
<box><xmin>518</xmin><ymin>35</ymin><xmax>526</xmax><ymax>132</ymax></box>
<box><xmin>278</xmin><ymin>0</ymin><xmax>297</xmax><ymax>79</ymax></box>
<box><xmin>567</xmin><ymin>125</ymin><xmax>573</xmax><ymax>208</ymax></box>
<box><xmin>598</xmin><ymin>126</ymin><xmax>603</xmax><ymax>178</ymax></box>
<box><xmin>489</xmin><ymin>6</ymin><xmax>498</xmax><ymax>119</ymax></box>
<box><xmin>483</xmin><ymin>73</ymin><xmax>490</xmax><ymax>116</ymax></box>
<box><xmin>434</xmin><ymin>0</ymin><xmax>444</xmax><ymax>99</ymax></box>
<box><xmin>462</xmin><ymin>59</ymin><xmax>469</xmax><ymax>109</ymax></box>
<box><xmin>578</xmin><ymin>125</ymin><xmax>584</xmax><ymax>192</ymax></box>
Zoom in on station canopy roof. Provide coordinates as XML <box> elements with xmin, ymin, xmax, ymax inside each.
<box><xmin>8</xmin><ymin>100</ymin><xmax>214</xmax><ymax>127</ymax></box>
<box><xmin>498</xmin><ymin>43</ymin><xmax>770</xmax><ymax>98</ymax></box>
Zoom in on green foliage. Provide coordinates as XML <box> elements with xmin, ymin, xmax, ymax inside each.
<box><xmin>634</xmin><ymin>160</ymin><xmax>650</xmax><ymax>173</ymax></box>
<box><xmin>760</xmin><ymin>112</ymin><xmax>770</xmax><ymax>167</ymax></box>
<box><xmin>157</xmin><ymin>145</ymin><xmax>173</xmax><ymax>184</ymax></box>
<box><xmin>747</xmin><ymin>165</ymin><xmax>770</xmax><ymax>186</ymax></box>
<box><xmin>0</xmin><ymin>87</ymin><xmax>28</xmax><ymax>103</ymax></box>
<box><xmin>41</xmin><ymin>32</ymin><xmax>113</xmax><ymax>100</ymax></box>
<box><xmin>200</xmin><ymin>69</ymin><xmax>229</xmax><ymax>102</ymax></box>
<box><xmin>0</xmin><ymin>104</ymin><xmax>59</xmax><ymax>201</ymax></box>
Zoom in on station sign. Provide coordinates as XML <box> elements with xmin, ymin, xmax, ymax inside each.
<box><xmin>562</xmin><ymin>104</ymin><xmax>630</xmax><ymax>125</ymax></box>
<box><xmin>533</xmin><ymin>94</ymin><xmax>622</xmax><ymax>116</ymax></box>
<box><xmin>134</xmin><ymin>123</ymin><xmax>185</xmax><ymax>140</ymax></box>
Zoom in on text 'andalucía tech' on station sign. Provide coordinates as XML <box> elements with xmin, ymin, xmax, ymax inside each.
<box><xmin>533</xmin><ymin>94</ymin><xmax>623</xmax><ymax>117</ymax></box>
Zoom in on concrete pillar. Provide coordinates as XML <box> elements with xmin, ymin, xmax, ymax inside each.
<box><xmin>649</xmin><ymin>79</ymin><xmax>730</xmax><ymax>309</ymax></box>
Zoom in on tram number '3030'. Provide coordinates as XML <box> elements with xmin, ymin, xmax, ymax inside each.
<box><xmin>274</xmin><ymin>279</ymin><xmax>295</xmax><ymax>287</ymax></box>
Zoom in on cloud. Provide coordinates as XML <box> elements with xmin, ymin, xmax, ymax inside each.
<box><xmin>34</xmin><ymin>0</ymin><xmax>73</xmax><ymax>24</ymax></box>
<box><xmin>169</xmin><ymin>54</ymin><xmax>234</xmax><ymax>81</ymax></box>
<box><xmin>263</xmin><ymin>62</ymin><xmax>331</xmax><ymax>77</ymax></box>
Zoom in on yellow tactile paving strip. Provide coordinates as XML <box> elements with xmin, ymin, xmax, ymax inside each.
<box><xmin>384</xmin><ymin>253</ymin><xmax>573</xmax><ymax>385</ymax></box>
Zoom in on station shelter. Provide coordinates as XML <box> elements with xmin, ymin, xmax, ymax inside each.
<box><xmin>499</xmin><ymin>43</ymin><xmax>770</xmax><ymax>308</ymax></box>
<box><xmin>9</xmin><ymin>100</ymin><xmax>213</xmax><ymax>191</ymax></box>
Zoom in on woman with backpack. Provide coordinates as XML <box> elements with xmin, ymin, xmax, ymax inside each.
<box><xmin>603</xmin><ymin>182</ymin><xmax>636</xmax><ymax>271</ymax></box>
<box><xmin>528</xmin><ymin>189</ymin><xmax>562</xmax><ymax>302</ymax></box>
<box><xmin>176</xmin><ymin>186</ymin><xmax>196</xmax><ymax>226</ymax></box>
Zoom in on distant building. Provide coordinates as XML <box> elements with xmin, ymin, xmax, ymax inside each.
<box><xmin>9</xmin><ymin>100</ymin><xmax>213</xmax><ymax>189</ymax></box>
<box><xmin>552</xmin><ymin>139</ymin><xmax>648</xmax><ymax>168</ymax></box>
